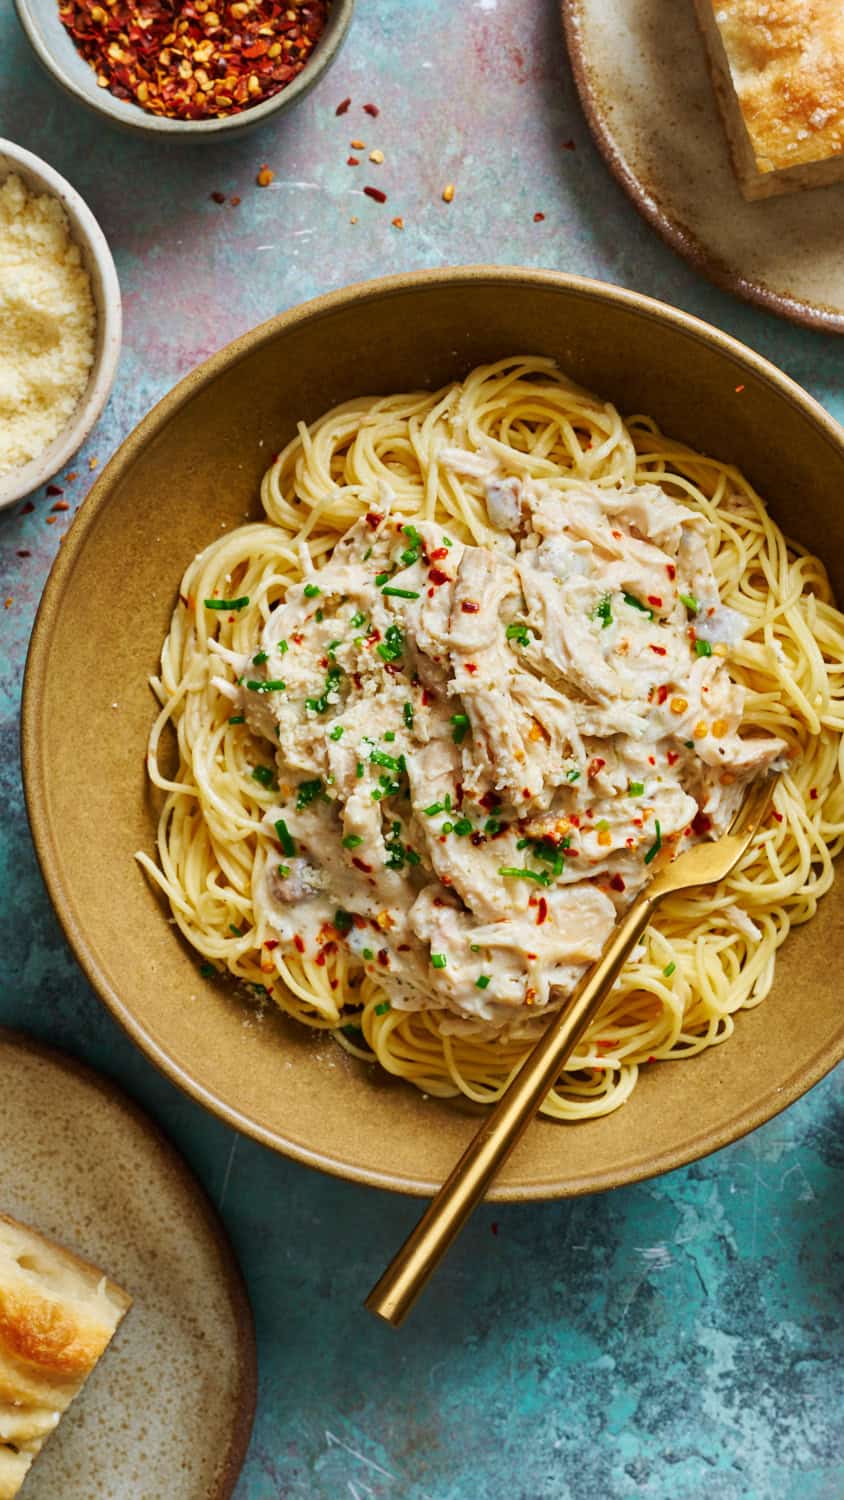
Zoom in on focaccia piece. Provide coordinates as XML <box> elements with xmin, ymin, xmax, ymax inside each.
<box><xmin>693</xmin><ymin>0</ymin><xmax>844</xmax><ymax>198</ymax></box>
<box><xmin>0</xmin><ymin>1215</ymin><xmax>131</xmax><ymax>1499</ymax></box>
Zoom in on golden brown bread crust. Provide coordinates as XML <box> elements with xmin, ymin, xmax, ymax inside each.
<box><xmin>694</xmin><ymin>0</ymin><xmax>844</xmax><ymax>197</ymax></box>
<box><xmin>0</xmin><ymin>1215</ymin><xmax>131</xmax><ymax>1499</ymax></box>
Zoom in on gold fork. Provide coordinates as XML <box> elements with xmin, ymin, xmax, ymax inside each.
<box><xmin>366</xmin><ymin>772</ymin><xmax>779</xmax><ymax>1326</ymax></box>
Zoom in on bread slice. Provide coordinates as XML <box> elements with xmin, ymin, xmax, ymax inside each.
<box><xmin>0</xmin><ymin>1215</ymin><xmax>131</xmax><ymax>1499</ymax></box>
<box><xmin>693</xmin><ymin>0</ymin><xmax>844</xmax><ymax>198</ymax></box>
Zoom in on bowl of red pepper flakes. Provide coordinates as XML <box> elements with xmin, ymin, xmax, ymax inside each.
<box><xmin>13</xmin><ymin>0</ymin><xmax>355</xmax><ymax>139</ymax></box>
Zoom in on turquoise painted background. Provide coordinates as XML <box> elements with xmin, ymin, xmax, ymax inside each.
<box><xmin>1</xmin><ymin>2</ymin><xmax>842</xmax><ymax>1496</ymax></box>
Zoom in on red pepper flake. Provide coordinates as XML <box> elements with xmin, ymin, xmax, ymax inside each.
<box><xmin>347</xmin><ymin>156</ymin><xmax>360</xmax><ymax>166</ymax></box>
<box><xmin>649</xmin><ymin>644</ymin><xmax>666</xmax><ymax>655</ymax></box>
<box><xmin>336</xmin><ymin>97</ymin><xmax>351</xmax><ymax>115</ymax></box>
<box><xmin>490</xmin><ymin>1222</ymin><xmax>499</xmax><ymax>1236</ymax></box>
<box><xmin>461</xmin><ymin>601</ymin><xmax>480</xmax><ymax>614</ymax></box>
<box><xmin>561</xmin><ymin>138</ymin><xmax>576</xmax><ymax>150</ymax></box>
<box><xmin>263</xmin><ymin>938</ymin><xmax>279</xmax><ymax>950</ymax></box>
<box><xmin>655</xmin><ymin>684</ymin><xmax>670</xmax><ymax>705</ymax></box>
<box><xmin>230</xmin><ymin>196</ymin><xmax>241</xmax><ymax>207</ymax></box>
<box><xmin>365</xmin><ymin>511</ymin><xmax>383</xmax><ymax>529</ymax></box>
<box><xmin>46</xmin><ymin>483</ymin><xmax>63</xmax><ymax>496</ymax></box>
<box><xmin>647</xmin><ymin>595</ymin><xmax>663</xmax><ymax>608</ymax></box>
<box><xmin>609</xmin><ymin>874</ymin><xmax>626</xmax><ymax>892</ymax></box>
<box><xmin>667</xmin><ymin>750</ymin><xmax>679</xmax><ymax>766</ymax></box>
<box><xmin>648</xmin><ymin>755</ymin><xmax>656</xmax><ymax>766</ymax></box>
<box><xmin>210</xmin><ymin>191</ymin><xmax>226</xmax><ymax>204</ymax></box>
<box><xmin>692</xmin><ymin>810</ymin><xmax>712</xmax><ymax>836</ymax></box>
<box><xmin>391</xmin><ymin>216</ymin><xmax>404</xmax><ymax>229</ymax></box>
<box><xmin>536</xmin><ymin>897</ymin><xmax>548</xmax><ymax>925</ymax></box>
<box><xmin>810</xmin><ymin>787</ymin><xmax>818</xmax><ymax>799</ymax></box>
<box><xmin>428</xmin><ymin>567</ymin><xmax>449</xmax><ymax>586</ymax></box>
<box><xmin>772</xmin><ymin>810</ymin><xmax>783</xmax><ymax>823</ymax></box>
<box><xmin>19</xmin><ymin>501</ymin><xmax>34</xmax><ymax>515</ymax></box>
<box><xmin>16</xmin><ymin>550</ymin><xmax>31</xmax><ymax>558</ymax></box>
<box><xmin>46</xmin><ymin>516</ymin><xmax>58</xmax><ymax>525</ymax></box>
<box><xmin>666</xmin><ymin>564</ymin><xmax>676</xmax><ymax>580</ymax></box>
<box><xmin>421</xmin><ymin>689</ymin><xmax>434</xmax><ymax>707</ymax></box>
<box><xmin>352</xmin><ymin>856</ymin><xmax>373</xmax><ymax>874</ymax></box>
<box><xmin>330</xmin><ymin>978</ymin><xmax>339</xmax><ymax>989</ymax></box>
<box><xmin>315</xmin><ymin>949</ymin><xmax>326</xmax><ymax>966</ymax></box>
<box><xmin>65</xmin><ymin>471</ymin><xmax>78</xmax><ymax>481</ymax></box>
<box><xmin>587</xmin><ymin>757</ymin><xmax>605</xmax><ymax>779</ymax></box>
<box><xmin>364</xmin><ymin>185</ymin><xmax>387</xmax><ymax>203</ymax></box>
<box><xmin>293</xmin><ymin>934</ymin><xmax>305</xmax><ymax>954</ymax></box>
<box><xmin>363</xmin><ymin>101</ymin><xmax>380</xmax><ymax>116</ymax></box>
<box><xmin>429</xmin><ymin>547</ymin><xmax>447</xmax><ymax>562</ymax></box>
<box><xmin>735</xmin><ymin>384</ymin><xmax>745</xmax><ymax>393</ymax></box>
<box><xmin>533</xmin><ymin>211</ymin><xmax>545</xmax><ymax>222</ymax></box>
<box><xmin>51</xmin><ymin>500</ymin><xmax>70</xmax><ymax>512</ymax></box>
<box><xmin>4</xmin><ymin>597</ymin><xmax>12</xmax><ymax>610</ymax></box>
<box><xmin>377</xmin><ymin>948</ymin><xmax>389</xmax><ymax>966</ymax></box>
<box><xmin>465</xmin><ymin>662</ymin><xmax>477</xmax><ymax>674</ymax></box>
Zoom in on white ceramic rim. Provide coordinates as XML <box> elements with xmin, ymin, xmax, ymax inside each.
<box><xmin>0</xmin><ymin>138</ymin><xmax>122</xmax><ymax>510</ymax></box>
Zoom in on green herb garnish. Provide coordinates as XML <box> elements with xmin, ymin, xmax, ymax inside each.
<box><xmin>403</xmin><ymin>702</ymin><xmax>414</xmax><ymax>728</ymax></box>
<box><xmin>695</xmin><ymin>639</ymin><xmax>713</xmax><ymax>657</ymax></box>
<box><xmin>498</xmin><ymin>866</ymin><xmax>550</xmax><ymax>886</ymax></box>
<box><xmin>593</xmin><ymin>593</ymin><xmax>613</xmax><ymax>628</ymax></box>
<box><xmin>275</xmin><ymin>819</ymin><xmax>295</xmax><ymax>856</ymax></box>
<box><xmin>251</xmin><ymin>765</ymin><xmax>275</xmax><ymax>788</ymax></box>
<box><xmin>628</xmin><ymin>782</ymin><xmax>645</xmax><ymax>796</ymax></box>
<box><xmin>431</xmin><ymin>953</ymin><xmax>447</xmax><ymax>969</ymax></box>
<box><xmin>204</xmin><ymin>596</ymin><xmax>249</xmax><ymax>611</ymax></box>
<box><xmin>333</xmin><ymin>908</ymin><xmax>354</xmax><ymax>933</ymax></box>
<box><xmin>643</xmin><ymin>820</ymin><xmax>662</xmax><ymax>865</ymax></box>
<box><xmin>247</xmin><ymin>679</ymin><xmax>286</xmax><ymax>693</ymax></box>
<box><xmin>277</xmin><ymin>863</ymin><xmax>290</xmax><ymax>877</ymax></box>
<box><xmin>296</xmin><ymin>778</ymin><xmax>324</xmax><ymax>810</ymax></box>
<box><xmin>228</xmin><ymin>714</ymin><xmax>245</xmax><ymax>724</ymax></box>
<box><xmin>382</xmin><ymin>586</ymin><xmax>420</xmax><ymax>600</ymax></box>
<box><xmin>252</xmin><ymin>651</ymin><xmax>268</xmax><ymax>665</ymax></box>
<box><xmin>329</xmin><ymin>725</ymin><xmax>344</xmax><ymax>741</ymax></box>
<box><xmin>303</xmin><ymin>583</ymin><xmax>321</xmax><ymax>598</ymax></box>
<box><xmin>475</xmin><ymin>975</ymin><xmax>491</xmax><ymax>990</ymax></box>
<box><xmin>453</xmin><ymin>818</ymin><xmax>473</xmax><ymax>836</ymax></box>
<box><xmin>350</xmin><ymin>610</ymin><xmax>366</xmax><ymax>628</ymax></box>
<box><xmin>505</xmin><ymin>622</ymin><xmax>530</xmax><ymax>647</ymax></box>
<box><xmin>680</xmin><ymin>594</ymin><xmax>700</xmax><ymax>613</ymax></box>
<box><xmin>342</xmin><ymin>834</ymin><xmax>363</xmax><ymax>849</ymax></box>
<box><xmin>623</xmin><ymin>592</ymin><xmax>654</xmax><ymax>620</ymax></box>
<box><xmin>451</xmin><ymin>713</ymin><xmax>469</xmax><ymax>744</ymax></box>
<box><xmin>376</xmin><ymin>623</ymin><xmax>405</xmax><ymax>664</ymax></box>
<box><xmin>374</xmin><ymin>1000</ymin><xmax>391</xmax><ymax>1016</ymax></box>
<box><xmin>425</xmin><ymin>802</ymin><xmax>444</xmax><ymax>817</ymax></box>
<box><xmin>663</xmin><ymin>961</ymin><xmax>676</xmax><ymax>978</ymax></box>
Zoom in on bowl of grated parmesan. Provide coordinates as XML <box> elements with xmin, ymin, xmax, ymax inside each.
<box><xmin>0</xmin><ymin>139</ymin><xmax>121</xmax><ymax>510</ymax></box>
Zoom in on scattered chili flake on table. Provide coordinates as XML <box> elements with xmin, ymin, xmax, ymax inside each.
<box><xmin>88</xmin><ymin>456</ymin><xmax>98</xmax><ymax>469</ymax></box>
<box><xmin>350</xmin><ymin>138</ymin><xmax>365</xmax><ymax>149</ymax></box>
<box><xmin>256</xmin><ymin>163</ymin><xmax>274</xmax><ymax>186</ymax></box>
<box><xmin>57</xmin><ymin>0</ymin><xmax>332</xmax><ymax>122</ymax></box>
<box><xmin>561</xmin><ymin>138</ymin><xmax>576</xmax><ymax>150</ymax></box>
<box><xmin>4</xmin><ymin>598</ymin><xmax>12</xmax><ymax>610</ymax></box>
<box><xmin>391</xmin><ymin>216</ymin><xmax>404</xmax><ymax>229</ymax></box>
<box><xmin>46</xmin><ymin>483</ymin><xmax>63</xmax><ymax>496</ymax></box>
<box><xmin>533</xmin><ymin>211</ymin><xmax>545</xmax><ymax>222</ymax></box>
<box><xmin>363</xmin><ymin>101</ymin><xmax>379</xmax><ymax>116</ymax></box>
<box><xmin>210</xmin><ymin>189</ymin><xmax>226</xmax><ymax>203</ymax></box>
<box><xmin>364</xmin><ymin>185</ymin><xmax>387</xmax><ymax>203</ymax></box>
<box><xmin>17</xmin><ymin>550</ymin><xmax>31</xmax><ymax>558</ymax></box>
<box><xmin>335</xmin><ymin>95</ymin><xmax>351</xmax><ymax>115</ymax></box>
<box><xmin>347</xmin><ymin>155</ymin><xmax>359</xmax><ymax>166</ymax></box>
<box><xmin>230</xmin><ymin>194</ymin><xmax>241</xmax><ymax>205</ymax></box>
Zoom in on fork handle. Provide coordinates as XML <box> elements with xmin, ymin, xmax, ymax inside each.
<box><xmin>365</xmin><ymin>889</ymin><xmax>658</xmax><ymax>1327</ymax></box>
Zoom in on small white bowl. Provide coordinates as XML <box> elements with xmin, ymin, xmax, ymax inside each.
<box><xmin>0</xmin><ymin>139</ymin><xmax>122</xmax><ymax>511</ymax></box>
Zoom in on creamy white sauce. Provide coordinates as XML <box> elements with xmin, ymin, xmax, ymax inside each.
<box><xmin>235</xmin><ymin>473</ymin><xmax>786</xmax><ymax>1036</ymax></box>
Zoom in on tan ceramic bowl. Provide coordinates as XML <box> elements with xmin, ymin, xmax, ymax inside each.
<box><xmin>22</xmin><ymin>269</ymin><xmax>844</xmax><ymax>1200</ymax></box>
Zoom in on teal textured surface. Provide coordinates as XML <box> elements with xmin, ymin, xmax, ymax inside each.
<box><xmin>1</xmin><ymin>2</ymin><xmax>842</xmax><ymax>1497</ymax></box>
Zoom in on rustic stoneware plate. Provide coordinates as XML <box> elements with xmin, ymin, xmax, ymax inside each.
<box><xmin>561</xmin><ymin>0</ymin><xmax>844</xmax><ymax>334</ymax></box>
<box><xmin>0</xmin><ymin>1029</ymin><xmax>256</xmax><ymax>1498</ymax></box>
<box><xmin>22</xmin><ymin>268</ymin><xmax>844</xmax><ymax>1201</ymax></box>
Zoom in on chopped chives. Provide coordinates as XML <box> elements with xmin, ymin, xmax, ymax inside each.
<box><xmin>425</xmin><ymin>802</ymin><xmax>444</xmax><ymax>817</ymax></box>
<box><xmin>375</xmin><ymin>572</ymin><xmax>391</xmax><ymax>586</ymax></box>
<box><xmin>484</xmin><ymin>818</ymin><xmax>502</xmax><ymax>835</ymax></box>
<box><xmin>384</xmin><ymin>731</ymin><xmax>396</xmax><ymax>742</ymax></box>
<box><xmin>329</xmin><ymin>725</ymin><xmax>344</xmax><ymax>741</ymax></box>
<box><xmin>229</xmin><ymin>923</ymin><xmax>244</xmax><ymax>936</ymax></box>
<box><xmin>684</xmin><ymin>740</ymin><xmax>694</xmax><ymax>749</ymax></box>
<box><xmin>382</xmin><ymin>586</ymin><xmax>420</xmax><ymax>600</ymax></box>
<box><xmin>405</xmin><ymin>848</ymin><xmax>421</xmax><ymax>865</ymax></box>
<box><xmin>566</xmin><ymin>767</ymin><xmax>581</xmax><ymax>782</ymax></box>
<box><xmin>204</xmin><ymin>596</ymin><xmax>249</xmax><ymax>611</ymax></box>
<box><xmin>315</xmin><ymin>609</ymin><xmax>324</xmax><ymax>623</ymax></box>
<box><xmin>441</xmin><ymin>821</ymin><xmax>454</xmax><ymax>834</ymax></box>
<box><xmin>333</xmin><ymin>908</ymin><xmax>354</xmax><ymax>933</ymax></box>
<box><xmin>663</xmin><ymin>961</ymin><xmax>676</xmax><ymax>978</ymax></box>
<box><xmin>278</xmin><ymin>639</ymin><xmax>289</xmax><ymax>654</ymax></box>
<box><xmin>623</xmin><ymin>592</ymin><xmax>653</xmax><ymax>620</ymax></box>
<box><xmin>596</xmin><ymin>819</ymin><xmax>610</xmax><ymax>833</ymax></box>
<box><xmin>228</xmin><ymin>714</ymin><xmax>245</xmax><ymax>724</ymax></box>
<box><xmin>470</xmin><ymin>944</ymin><xmax>481</xmax><ymax>953</ymax></box>
<box><xmin>593</xmin><ymin>593</ymin><xmax>613</xmax><ymax>628</ymax></box>
<box><xmin>370</xmin><ymin>748</ymin><xmax>400</xmax><ymax>771</ymax></box>
<box><xmin>362</xmin><ymin>947</ymin><xmax>374</xmax><ymax>959</ymax></box>
<box><xmin>453</xmin><ymin>817</ymin><xmax>473</xmax><ymax>836</ymax></box>
<box><xmin>505</xmin><ymin>622</ymin><xmax>530</xmax><ymax>647</ymax></box>
<box><xmin>275</xmin><ymin>819</ymin><xmax>295</xmax><ymax>856</ymax></box>
<box><xmin>431</xmin><ymin>953</ymin><xmax>447</xmax><ymax>969</ymax></box>
<box><xmin>680</xmin><ymin>594</ymin><xmax>700</xmax><ymax>613</ymax></box>
<box><xmin>643</xmin><ymin>820</ymin><xmax>662</xmax><ymax>865</ymax></box>
<box><xmin>342</xmin><ymin>834</ymin><xmax>363</xmax><ymax>848</ymax></box>
<box><xmin>363</xmin><ymin>547</ymin><xmax>373</xmax><ymax>561</ymax></box>
<box><xmin>402</xmin><ymin>524</ymin><xmax>421</xmax><ymax>546</ymax></box>
<box><xmin>247</xmin><ymin>679</ymin><xmax>286</xmax><ymax>693</ymax></box>
<box><xmin>451</xmin><ymin>713</ymin><xmax>469</xmax><ymax>744</ymax></box>
<box><xmin>199</xmin><ymin>962</ymin><xmax>216</xmax><ymax>977</ymax></box>
<box><xmin>374</xmin><ymin>1000</ymin><xmax>391</xmax><ymax>1016</ymax></box>
<box><xmin>475</xmin><ymin>975</ymin><xmax>491</xmax><ymax>990</ymax></box>
<box><xmin>498</xmin><ymin>866</ymin><xmax>550</xmax><ymax>885</ymax></box>
<box><xmin>251</xmin><ymin>765</ymin><xmax>275</xmax><ymax>787</ymax></box>
<box><xmin>296</xmin><ymin>778</ymin><xmax>323</xmax><ymax>809</ymax></box>
<box><xmin>695</xmin><ymin>639</ymin><xmax>713</xmax><ymax>657</ymax></box>
<box><xmin>356</xmin><ymin>762</ymin><xmax>365</xmax><ymax>778</ymax></box>
<box><xmin>303</xmin><ymin>583</ymin><xmax>321</xmax><ymax>598</ymax></box>
<box><xmin>442</xmin><ymin>536</ymin><xmax>453</xmax><ymax>548</ymax></box>
<box><xmin>403</xmin><ymin>702</ymin><xmax>414</xmax><ymax>728</ymax></box>
<box><xmin>350</xmin><ymin>610</ymin><xmax>367</xmax><ymax>628</ymax></box>
<box><xmin>277</xmin><ymin>863</ymin><xmax>290</xmax><ymax>877</ymax></box>
<box><xmin>327</xmin><ymin>640</ymin><xmax>342</xmax><ymax>656</ymax></box>
<box><xmin>252</xmin><ymin>651</ymin><xmax>268</xmax><ymax>665</ymax></box>
<box><xmin>444</xmin><ymin>794</ymin><xmax>452</xmax><ymax>811</ymax></box>
<box><xmin>628</xmin><ymin>782</ymin><xmax>645</xmax><ymax>796</ymax></box>
<box><xmin>376</xmin><ymin>624</ymin><xmax>405</xmax><ymax>663</ymax></box>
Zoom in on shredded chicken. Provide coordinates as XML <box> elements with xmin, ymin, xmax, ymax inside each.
<box><xmin>231</xmin><ymin>471</ymin><xmax>786</xmax><ymax>1034</ymax></box>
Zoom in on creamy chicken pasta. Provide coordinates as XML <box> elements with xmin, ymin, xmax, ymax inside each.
<box><xmin>139</xmin><ymin>359</ymin><xmax>844</xmax><ymax>1119</ymax></box>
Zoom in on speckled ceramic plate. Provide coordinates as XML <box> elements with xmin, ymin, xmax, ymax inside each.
<box><xmin>21</xmin><ymin>269</ymin><xmax>844</xmax><ymax>1201</ymax></box>
<box><xmin>561</xmin><ymin>0</ymin><xmax>844</xmax><ymax>333</ymax></box>
<box><xmin>0</xmin><ymin>1029</ymin><xmax>256</xmax><ymax>1499</ymax></box>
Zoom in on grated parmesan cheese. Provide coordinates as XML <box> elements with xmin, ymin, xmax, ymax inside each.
<box><xmin>0</xmin><ymin>173</ymin><xmax>96</xmax><ymax>476</ymax></box>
